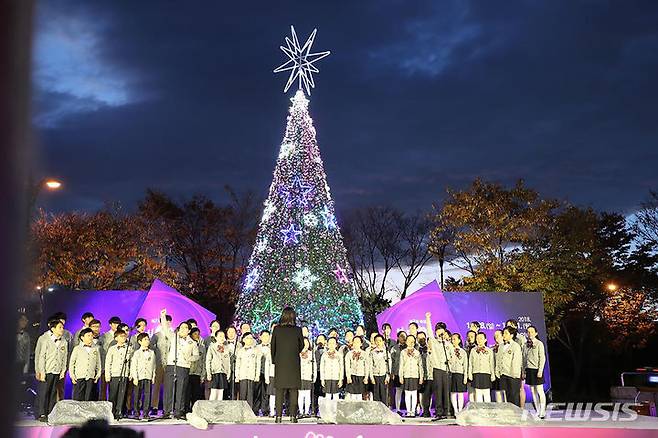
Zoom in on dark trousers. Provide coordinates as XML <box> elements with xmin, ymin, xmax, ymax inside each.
<box><xmin>432</xmin><ymin>369</ymin><xmax>450</xmax><ymax>416</ymax></box>
<box><xmin>109</xmin><ymin>377</ymin><xmax>129</xmax><ymax>417</ymax></box>
<box><xmin>421</xmin><ymin>379</ymin><xmax>433</xmax><ymax>415</ymax></box>
<box><xmin>187</xmin><ymin>374</ymin><xmax>203</xmax><ymax>411</ymax></box>
<box><xmin>275</xmin><ymin>387</ymin><xmax>298</xmax><ymax>417</ymax></box>
<box><xmin>36</xmin><ymin>373</ymin><xmax>60</xmax><ymax>418</ymax></box>
<box><xmin>239</xmin><ymin>379</ymin><xmax>255</xmax><ymax>409</ymax></box>
<box><xmin>134</xmin><ymin>379</ymin><xmax>152</xmax><ymax>414</ymax></box>
<box><xmin>163</xmin><ymin>365</ymin><xmax>190</xmax><ymax>416</ymax></box>
<box><xmin>372</xmin><ymin>375</ymin><xmax>387</xmax><ymax>403</ymax></box>
<box><xmin>500</xmin><ymin>375</ymin><xmax>521</xmax><ymax>407</ymax></box>
<box><xmin>312</xmin><ymin>375</ymin><xmax>324</xmax><ymax>414</ymax></box>
<box><xmin>73</xmin><ymin>379</ymin><xmax>97</xmax><ymax>401</ymax></box>
<box><xmin>254</xmin><ymin>374</ymin><xmax>269</xmax><ymax>414</ymax></box>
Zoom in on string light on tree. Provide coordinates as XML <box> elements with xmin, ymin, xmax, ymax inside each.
<box><xmin>262</xmin><ymin>201</ymin><xmax>276</xmax><ymax>222</ymax></box>
<box><xmin>333</xmin><ymin>264</ymin><xmax>349</xmax><ymax>284</ymax></box>
<box><xmin>244</xmin><ymin>269</ymin><xmax>260</xmax><ymax>291</ymax></box>
<box><xmin>280</xmin><ymin>223</ymin><xmax>303</xmax><ymax>245</ymax></box>
<box><xmin>320</xmin><ymin>205</ymin><xmax>337</xmax><ymax>230</ymax></box>
<box><xmin>293</xmin><ymin>267</ymin><xmax>318</xmax><ymax>291</ymax></box>
<box><xmin>235</xmin><ymin>26</ymin><xmax>363</xmax><ymax>333</ymax></box>
<box><xmin>278</xmin><ymin>175</ymin><xmax>315</xmax><ymax>210</ymax></box>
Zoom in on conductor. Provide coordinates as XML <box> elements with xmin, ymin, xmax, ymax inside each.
<box><xmin>270</xmin><ymin>306</ymin><xmax>304</xmax><ymax>423</ymax></box>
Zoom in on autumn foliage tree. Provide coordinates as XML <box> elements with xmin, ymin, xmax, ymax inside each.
<box><xmin>431</xmin><ymin>180</ymin><xmax>658</xmax><ymax>396</ymax></box>
<box><xmin>137</xmin><ymin>188</ymin><xmax>258</xmax><ymax>326</ymax></box>
<box><xmin>29</xmin><ymin>205</ymin><xmax>177</xmax><ymax>291</ymax></box>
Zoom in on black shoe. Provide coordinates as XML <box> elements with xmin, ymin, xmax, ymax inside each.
<box><xmin>275</xmin><ymin>416</ymin><xmax>282</xmax><ymax>423</ymax></box>
<box><xmin>291</xmin><ymin>415</ymin><xmax>298</xmax><ymax>423</ymax></box>
<box><xmin>37</xmin><ymin>416</ymin><xmax>48</xmax><ymax>423</ymax></box>
<box><xmin>422</xmin><ymin>412</ymin><xmax>431</xmax><ymax>418</ymax></box>
<box><xmin>149</xmin><ymin>408</ymin><xmax>158</xmax><ymax>416</ymax></box>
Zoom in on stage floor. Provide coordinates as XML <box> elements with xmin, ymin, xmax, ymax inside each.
<box><xmin>15</xmin><ymin>415</ymin><xmax>658</xmax><ymax>438</ymax></box>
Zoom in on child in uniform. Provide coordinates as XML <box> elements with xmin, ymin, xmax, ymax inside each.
<box><xmin>320</xmin><ymin>337</ymin><xmax>343</xmax><ymax>400</ymax></box>
<box><xmin>188</xmin><ymin>327</ymin><xmax>206</xmax><ymax>411</ymax></box>
<box><xmin>369</xmin><ymin>334</ymin><xmax>391</xmax><ymax>403</ymax></box>
<box><xmin>345</xmin><ymin>336</ymin><xmax>369</xmax><ymax>401</ymax></box>
<box><xmin>499</xmin><ymin>327</ymin><xmax>523</xmax><ymax>407</ymax></box>
<box><xmin>448</xmin><ymin>333</ymin><xmax>468</xmax><ymax>413</ymax></box>
<box><xmin>235</xmin><ymin>332</ymin><xmax>262</xmax><ymax>411</ymax></box>
<box><xmin>105</xmin><ymin>329</ymin><xmax>133</xmax><ymax>419</ymax></box>
<box><xmin>298</xmin><ymin>337</ymin><xmax>316</xmax><ymax>416</ymax></box>
<box><xmin>399</xmin><ymin>335</ymin><xmax>423</xmax><ymax>417</ymax></box>
<box><xmin>523</xmin><ymin>325</ymin><xmax>547</xmax><ymax>418</ymax></box>
<box><xmin>468</xmin><ymin>332</ymin><xmax>495</xmax><ymax>402</ymax></box>
<box><xmin>34</xmin><ymin>319</ymin><xmax>68</xmax><ymax>421</ymax></box>
<box><xmin>130</xmin><ymin>332</ymin><xmax>156</xmax><ymax>420</ymax></box>
<box><xmin>69</xmin><ymin>328</ymin><xmax>101</xmax><ymax>401</ymax></box>
<box><xmin>206</xmin><ymin>330</ymin><xmax>231</xmax><ymax>401</ymax></box>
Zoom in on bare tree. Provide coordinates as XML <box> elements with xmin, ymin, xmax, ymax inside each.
<box><xmin>394</xmin><ymin>213</ymin><xmax>434</xmax><ymax>299</ymax></box>
<box><xmin>634</xmin><ymin>190</ymin><xmax>658</xmax><ymax>249</ymax></box>
<box><xmin>343</xmin><ymin>206</ymin><xmax>401</xmax><ymax>330</ymax></box>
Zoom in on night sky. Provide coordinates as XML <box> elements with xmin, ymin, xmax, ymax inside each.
<box><xmin>32</xmin><ymin>1</ymin><xmax>658</xmax><ymax>216</ymax></box>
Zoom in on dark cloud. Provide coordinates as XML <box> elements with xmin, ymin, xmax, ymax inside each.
<box><xmin>32</xmin><ymin>0</ymin><xmax>658</xmax><ymax>216</ymax></box>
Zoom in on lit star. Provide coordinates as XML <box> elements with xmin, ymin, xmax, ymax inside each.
<box><xmin>280</xmin><ymin>223</ymin><xmax>303</xmax><ymax>245</ymax></box>
<box><xmin>244</xmin><ymin>269</ymin><xmax>260</xmax><ymax>291</ymax></box>
<box><xmin>333</xmin><ymin>264</ymin><xmax>349</xmax><ymax>284</ymax></box>
<box><xmin>320</xmin><ymin>205</ymin><xmax>337</xmax><ymax>230</ymax></box>
<box><xmin>273</xmin><ymin>26</ymin><xmax>331</xmax><ymax>95</ymax></box>
<box><xmin>279</xmin><ymin>175</ymin><xmax>315</xmax><ymax>210</ymax></box>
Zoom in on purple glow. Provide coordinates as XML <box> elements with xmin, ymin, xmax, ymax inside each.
<box><xmin>377</xmin><ymin>281</ymin><xmax>552</xmax><ymax>394</ymax></box>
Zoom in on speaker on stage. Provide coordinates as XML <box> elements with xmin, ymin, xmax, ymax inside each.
<box><xmin>456</xmin><ymin>402</ymin><xmax>534</xmax><ymax>426</ymax></box>
<box><xmin>191</xmin><ymin>400</ymin><xmax>258</xmax><ymax>424</ymax></box>
<box><xmin>317</xmin><ymin>398</ymin><xmax>402</xmax><ymax>424</ymax></box>
<box><xmin>47</xmin><ymin>400</ymin><xmax>114</xmax><ymax>426</ymax></box>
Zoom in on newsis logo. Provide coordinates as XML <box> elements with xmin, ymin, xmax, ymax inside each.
<box><xmin>521</xmin><ymin>402</ymin><xmax>639</xmax><ymax>422</ymax></box>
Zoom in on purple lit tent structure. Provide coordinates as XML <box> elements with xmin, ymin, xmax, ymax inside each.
<box><xmin>376</xmin><ymin>280</ymin><xmax>551</xmax><ymax>394</ymax></box>
<box><xmin>42</xmin><ymin>278</ymin><xmax>216</xmax><ymax>338</ymax></box>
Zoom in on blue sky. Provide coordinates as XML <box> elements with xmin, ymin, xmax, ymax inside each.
<box><xmin>31</xmin><ymin>0</ymin><xmax>658</xmax><ymax>216</ymax></box>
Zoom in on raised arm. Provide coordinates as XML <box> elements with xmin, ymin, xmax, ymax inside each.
<box><xmin>160</xmin><ymin>309</ymin><xmax>173</xmax><ymax>340</ymax></box>
<box><xmin>425</xmin><ymin>312</ymin><xmax>434</xmax><ymax>339</ymax></box>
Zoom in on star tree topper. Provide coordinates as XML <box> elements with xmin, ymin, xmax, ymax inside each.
<box><xmin>274</xmin><ymin>26</ymin><xmax>331</xmax><ymax>95</ymax></box>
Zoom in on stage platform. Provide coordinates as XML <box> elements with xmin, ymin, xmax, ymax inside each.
<box><xmin>15</xmin><ymin>415</ymin><xmax>658</xmax><ymax>438</ymax></box>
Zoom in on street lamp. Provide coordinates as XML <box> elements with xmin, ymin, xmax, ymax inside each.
<box><xmin>44</xmin><ymin>179</ymin><xmax>62</xmax><ymax>190</ymax></box>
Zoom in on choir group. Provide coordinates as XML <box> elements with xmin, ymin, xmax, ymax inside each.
<box><xmin>19</xmin><ymin>308</ymin><xmax>547</xmax><ymax>423</ymax></box>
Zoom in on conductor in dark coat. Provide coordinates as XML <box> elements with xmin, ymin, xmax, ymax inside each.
<box><xmin>271</xmin><ymin>306</ymin><xmax>304</xmax><ymax>423</ymax></box>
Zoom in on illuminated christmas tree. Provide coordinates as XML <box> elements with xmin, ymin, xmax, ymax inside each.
<box><xmin>235</xmin><ymin>27</ymin><xmax>363</xmax><ymax>333</ymax></box>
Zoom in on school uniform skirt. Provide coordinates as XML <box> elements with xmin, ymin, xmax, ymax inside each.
<box><xmin>323</xmin><ymin>379</ymin><xmax>339</xmax><ymax>394</ymax></box>
<box><xmin>525</xmin><ymin>368</ymin><xmax>544</xmax><ymax>386</ymax></box>
<box><xmin>267</xmin><ymin>376</ymin><xmax>276</xmax><ymax>396</ymax></box>
<box><xmin>301</xmin><ymin>379</ymin><xmax>313</xmax><ymax>391</ymax></box>
<box><xmin>348</xmin><ymin>375</ymin><xmax>366</xmax><ymax>394</ymax></box>
<box><xmin>402</xmin><ymin>377</ymin><xmax>419</xmax><ymax>391</ymax></box>
<box><xmin>491</xmin><ymin>377</ymin><xmax>500</xmax><ymax>391</ymax></box>
<box><xmin>210</xmin><ymin>373</ymin><xmax>229</xmax><ymax>390</ymax></box>
<box><xmin>450</xmin><ymin>373</ymin><xmax>467</xmax><ymax>393</ymax></box>
<box><xmin>472</xmin><ymin>373</ymin><xmax>492</xmax><ymax>390</ymax></box>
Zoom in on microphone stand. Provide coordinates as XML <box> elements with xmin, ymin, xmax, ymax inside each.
<box><xmin>308</xmin><ymin>333</ymin><xmax>315</xmax><ymax>418</ymax></box>
<box><xmin>230</xmin><ymin>336</ymin><xmax>238</xmax><ymax>400</ymax></box>
<box><xmin>117</xmin><ymin>327</ymin><xmax>135</xmax><ymax>420</ymax></box>
<box><xmin>170</xmin><ymin>327</ymin><xmax>179</xmax><ymax>418</ymax></box>
<box><xmin>384</xmin><ymin>332</ymin><xmax>392</xmax><ymax>408</ymax></box>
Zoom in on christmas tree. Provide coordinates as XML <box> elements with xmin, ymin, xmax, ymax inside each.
<box><xmin>235</xmin><ymin>27</ymin><xmax>363</xmax><ymax>334</ymax></box>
